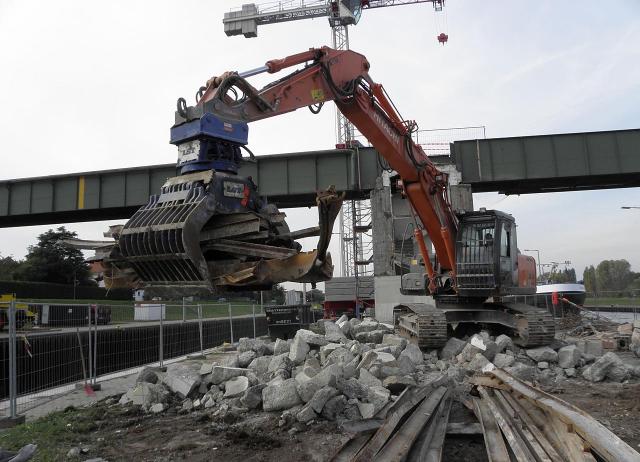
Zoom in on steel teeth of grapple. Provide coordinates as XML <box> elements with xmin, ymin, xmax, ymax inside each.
<box><xmin>118</xmin><ymin>171</ymin><xmax>216</xmax><ymax>287</ymax></box>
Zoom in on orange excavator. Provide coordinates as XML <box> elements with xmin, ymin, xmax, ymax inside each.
<box><xmin>108</xmin><ymin>46</ymin><xmax>553</xmax><ymax>347</ymax></box>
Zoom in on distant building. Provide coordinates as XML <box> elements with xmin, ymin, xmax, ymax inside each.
<box><xmin>285</xmin><ymin>290</ymin><xmax>304</xmax><ymax>305</ymax></box>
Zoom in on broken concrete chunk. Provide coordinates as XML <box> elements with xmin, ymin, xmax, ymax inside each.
<box><xmin>248</xmin><ymin>356</ymin><xmax>272</xmax><ymax>377</ymax></box>
<box><xmin>504</xmin><ymin>363</ymin><xmax>536</xmax><ymax>382</ymax></box>
<box><xmin>136</xmin><ymin>367</ymin><xmax>160</xmax><ymax>384</ymax></box>
<box><xmin>382</xmin><ymin>334</ymin><xmax>407</xmax><ymax>350</ymax></box>
<box><xmin>537</xmin><ymin>361</ymin><xmax>549</xmax><ymax>370</ymax></box>
<box><xmin>322</xmin><ymin>395</ymin><xmax>347</xmax><ymax>421</ymax></box>
<box><xmin>343</xmin><ymin>355</ymin><xmax>360</xmax><ymax>379</ymax></box>
<box><xmin>396</xmin><ymin>355</ymin><xmax>416</xmax><ymax>375</ymax></box>
<box><xmin>268</xmin><ymin>353</ymin><xmax>295</xmax><ymax>374</ymax></box>
<box><xmin>296</xmin><ymin>364</ymin><xmax>344</xmax><ymax>402</ymax></box>
<box><xmin>355</xmin><ymin>329</ymin><xmax>386</xmax><ymax>344</ymax></box>
<box><xmin>440</xmin><ymin>337</ymin><xmax>467</xmax><ymax>360</ymax></box>
<box><xmin>163</xmin><ymin>364</ymin><xmax>201</xmax><ymax>397</ymax></box>
<box><xmin>336</xmin><ymin>377</ymin><xmax>369</xmax><ymax>400</ymax></box>
<box><xmin>274</xmin><ymin>338</ymin><xmax>290</xmax><ymax>355</ymax></box>
<box><xmin>297</xmin><ymin>403</ymin><xmax>318</xmax><ymax>423</ymax></box>
<box><xmin>564</xmin><ymin>367</ymin><xmax>577</xmax><ymax>377</ymax></box>
<box><xmin>320</xmin><ymin>343</ymin><xmax>343</xmax><ymax>364</ymax></box>
<box><xmin>456</xmin><ymin>343</ymin><xmax>482</xmax><ymax>363</ymax></box>
<box><xmin>374</xmin><ymin>351</ymin><xmax>397</xmax><ymax>365</ymax></box>
<box><xmin>224</xmin><ymin>376</ymin><xmax>250</xmax><ymax>398</ymax></box>
<box><xmin>493</xmin><ymin>353</ymin><xmax>515</xmax><ymax>369</ymax></box>
<box><xmin>470</xmin><ymin>334</ymin><xmax>498</xmax><ymax>361</ymax></box>
<box><xmin>467</xmin><ymin>353</ymin><xmax>491</xmax><ymax>372</ymax></box>
<box><xmin>582</xmin><ymin>352</ymin><xmax>630</xmax><ymax>382</ymax></box>
<box><xmin>358</xmin><ymin>368</ymin><xmax>382</xmax><ymax>388</ymax></box>
<box><xmin>237</xmin><ymin>337</ymin><xmax>256</xmax><ymax>353</ymax></box>
<box><xmin>210</xmin><ymin>366</ymin><xmax>247</xmax><ymax>385</ymax></box>
<box><xmin>150</xmin><ymin>403</ymin><xmax>165</xmax><ymax>414</ymax></box>
<box><xmin>525</xmin><ymin>346</ymin><xmax>558</xmax><ymax>363</ymax></box>
<box><xmin>289</xmin><ymin>335</ymin><xmax>310</xmax><ymax>365</ymax></box>
<box><xmin>238</xmin><ymin>350</ymin><xmax>257</xmax><ymax>368</ymax></box>
<box><xmin>351</xmin><ymin>318</ymin><xmax>379</xmax><ymax>335</ymax></box>
<box><xmin>325</xmin><ymin>321</ymin><xmax>348</xmax><ymax>343</ymax></box>
<box><xmin>400</xmin><ymin>343</ymin><xmax>424</xmax><ymax>365</ymax></box>
<box><xmin>357</xmin><ymin>401</ymin><xmax>376</xmax><ymax>420</ymax></box>
<box><xmin>296</xmin><ymin>329</ymin><xmax>329</xmax><ymax>346</ymax></box>
<box><xmin>309</xmin><ymin>386</ymin><xmax>339</xmax><ymax>413</ymax></box>
<box><xmin>121</xmin><ymin>382</ymin><xmax>168</xmax><ymax>408</ymax></box>
<box><xmin>262</xmin><ymin>378</ymin><xmax>302</xmax><ymax>411</ymax></box>
<box><xmin>240</xmin><ymin>384</ymin><xmax>267</xmax><ymax>409</ymax></box>
<box><xmin>325</xmin><ymin>347</ymin><xmax>354</xmax><ymax>367</ymax></box>
<box><xmin>357</xmin><ymin>350</ymin><xmax>378</xmax><ymax>370</ymax></box>
<box><xmin>557</xmin><ymin>344</ymin><xmax>581</xmax><ymax>368</ymax></box>
<box><xmin>366</xmin><ymin>385</ymin><xmax>391</xmax><ymax>413</ymax></box>
<box><xmin>495</xmin><ymin>334</ymin><xmax>514</xmax><ymax>353</ymax></box>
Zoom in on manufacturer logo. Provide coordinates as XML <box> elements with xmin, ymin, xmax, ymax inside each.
<box><xmin>223</xmin><ymin>122</ymin><xmax>233</xmax><ymax>132</ymax></box>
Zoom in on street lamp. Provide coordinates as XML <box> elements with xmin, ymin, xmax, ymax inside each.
<box><xmin>523</xmin><ymin>249</ymin><xmax>542</xmax><ymax>281</ymax></box>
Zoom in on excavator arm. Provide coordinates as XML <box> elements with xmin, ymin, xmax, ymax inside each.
<box><xmin>194</xmin><ymin>46</ymin><xmax>458</xmax><ymax>292</ymax></box>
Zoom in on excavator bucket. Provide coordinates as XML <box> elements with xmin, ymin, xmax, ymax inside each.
<box><xmin>103</xmin><ymin>169</ymin><xmax>344</xmax><ymax>292</ymax></box>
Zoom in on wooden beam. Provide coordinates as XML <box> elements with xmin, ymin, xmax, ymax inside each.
<box><xmin>473</xmin><ymin>397</ymin><xmax>510</xmax><ymax>462</ymax></box>
<box><xmin>489</xmin><ymin>369</ymin><xmax>640</xmax><ymax>462</ymax></box>
<box><xmin>478</xmin><ymin>386</ymin><xmax>536</xmax><ymax>462</ymax></box>
<box><xmin>373</xmin><ymin>386</ymin><xmax>448</xmax><ymax>462</ymax></box>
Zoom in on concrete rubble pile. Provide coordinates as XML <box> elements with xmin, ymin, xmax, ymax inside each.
<box><xmin>118</xmin><ymin>316</ymin><xmax>640</xmax><ymax>428</ymax></box>
<box><xmin>118</xmin><ymin>316</ymin><xmax>446</xmax><ymax>426</ymax></box>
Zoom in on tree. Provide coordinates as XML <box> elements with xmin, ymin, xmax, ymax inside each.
<box><xmin>583</xmin><ymin>265</ymin><xmax>597</xmax><ymax>295</ymax></box>
<box><xmin>0</xmin><ymin>254</ymin><xmax>22</xmax><ymax>280</ymax></box>
<box><xmin>306</xmin><ymin>288</ymin><xmax>325</xmax><ymax>303</ymax></box>
<box><xmin>595</xmin><ymin>259</ymin><xmax>633</xmax><ymax>292</ymax></box>
<box><xmin>13</xmin><ymin>227</ymin><xmax>91</xmax><ymax>285</ymax></box>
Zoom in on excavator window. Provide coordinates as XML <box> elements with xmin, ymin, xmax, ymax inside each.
<box><xmin>501</xmin><ymin>223</ymin><xmax>511</xmax><ymax>257</ymax></box>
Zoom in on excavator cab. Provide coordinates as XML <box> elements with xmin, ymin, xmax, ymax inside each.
<box><xmin>455</xmin><ymin>210</ymin><xmax>532</xmax><ymax>298</ymax></box>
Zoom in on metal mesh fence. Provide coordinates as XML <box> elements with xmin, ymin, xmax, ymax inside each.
<box><xmin>1</xmin><ymin>300</ymin><xmax>267</xmax><ymax>421</ymax></box>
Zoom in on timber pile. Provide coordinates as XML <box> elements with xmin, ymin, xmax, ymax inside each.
<box><xmin>332</xmin><ymin>368</ymin><xmax>640</xmax><ymax>462</ymax></box>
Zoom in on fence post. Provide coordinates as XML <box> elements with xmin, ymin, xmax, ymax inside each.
<box><xmin>93</xmin><ymin>305</ymin><xmax>98</xmax><ymax>385</ymax></box>
<box><xmin>8</xmin><ymin>299</ymin><xmax>17</xmax><ymax>419</ymax></box>
<box><xmin>252</xmin><ymin>303</ymin><xmax>256</xmax><ymax>339</ymax></box>
<box><xmin>198</xmin><ymin>303</ymin><xmax>204</xmax><ymax>355</ymax></box>
<box><xmin>182</xmin><ymin>297</ymin><xmax>186</xmax><ymax>323</ymax></box>
<box><xmin>228</xmin><ymin>302</ymin><xmax>234</xmax><ymax>344</ymax></box>
<box><xmin>159</xmin><ymin>304</ymin><xmax>164</xmax><ymax>368</ymax></box>
<box><xmin>87</xmin><ymin>305</ymin><xmax>93</xmax><ymax>384</ymax></box>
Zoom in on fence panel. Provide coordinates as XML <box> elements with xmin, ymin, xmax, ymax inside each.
<box><xmin>1</xmin><ymin>299</ymin><xmax>269</xmax><ymax>420</ymax></box>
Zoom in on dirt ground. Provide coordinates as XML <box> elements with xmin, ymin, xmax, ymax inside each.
<box><xmin>540</xmin><ymin>378</ymin><xmax>640</xmax><ymax>451</ymax></box>
<box><xmin>2</xmin><ymin>379</ymin><xmax>640</xmax><ymax>461</ymax></box>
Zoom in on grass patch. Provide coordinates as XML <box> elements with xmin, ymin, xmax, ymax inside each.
<box><xmin>0</xmin><ymin>406</ymin><xmax>97</xmax><ymax>461</ymax></box>
<box><xmin>585</xmin><ymin>297</ymin><xmax>640</xmax><ymax>306</ymax></box>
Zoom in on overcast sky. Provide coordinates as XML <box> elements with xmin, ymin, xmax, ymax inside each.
<box><xmin>1</xmin><ymin>1</ymin><xmax>639</xmax><ymax>290</ymax></box>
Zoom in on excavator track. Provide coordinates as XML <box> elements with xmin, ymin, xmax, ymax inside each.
<box><xmin>396</xmin><ymin>303</ymin><xmax>448</xmax><ymax>349</ymax></box>
<box><xmin>396</xmin><ymin>302</ymin><xmax>555</xmax><ymax>349</ymax></box>
<box><xmin>508</xmin><ymin>303</ymin><xmax>556</xmax><ymax>347</ymax></box>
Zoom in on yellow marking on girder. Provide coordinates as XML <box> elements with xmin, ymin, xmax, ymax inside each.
<box><xmin>77</xmin><ymin>176</ymin><xmax>85</xmax><ymax>209</ymax></box>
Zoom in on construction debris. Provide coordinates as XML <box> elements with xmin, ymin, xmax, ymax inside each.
<box><xmin>113</xmin><ymin>314</ymin><xmax>640</xmax><ymax>461</ymax></box>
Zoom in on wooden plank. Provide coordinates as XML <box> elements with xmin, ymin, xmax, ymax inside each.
<box><xmin>406</xmin><ymin>395</ymin><xmax>451</xmax><ymax>462</ymax></box>
<box><xmin>478</xmin><ymin>387</ymin><xmax>536</xmax><ymax>462</ymax></box>
<box><xmin>204</xmin><ymin>239</ymin><xmax>298</xmax><ymax>258</ymax></box>
<box><xmin>547</xmin><ymin>414</ymin><xmax>591</xmax><ymax>462</ymax></box>
<box><xmin>469</xmin><ymin>375</ymin><xmax>509</xmax><ymax>390</ymax></box>
<box><xmin>424</xmin><ymin>396</ymin><xmax>453</xmax><ymax>462</ymax></box>
<box><xmin>329</xmin><ymin>431</ymin><xmax>374</xmax><ymax>462</ymax></box>
<box><xmin>497</xmin><ymin>390</ymin><xmax>563</xmax><ymax>462</ymax></box>
<box><xmin>489</xmin><ymin>369</ymin><xmax>640</xmax><ymax>462</ymax></box>
<box><xmin>516</xmin><ymin>397</ymin><xmax>570</xmax><ymax>461</ymax></box>
<box><xmin>446</xmin><ymin>422</ymin><xmax>483</xmax><ymax>435</ymax></box>
<box><xmin>353</xmin><ymin>386</ymin><xmax>435</xmax><ymax>462</ymax></box>
<box><xmin>473</xmin><ymin>397</ymin><xmax>510</xmax><ymax>462</ymax></box>
<box><xmin>373</xmin><ymin>386</ymin><xmax>448</xmax><ymax>462</ymax></box>
<box><xmin>494</xmin><ymin>390</ymin><xmax>553</xmax><ymax>462</ymax></box>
